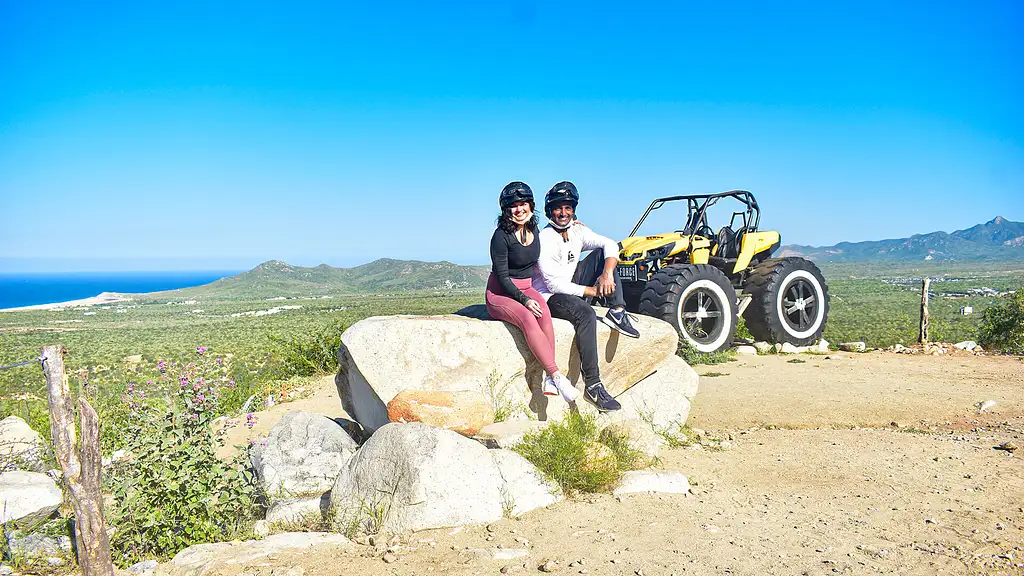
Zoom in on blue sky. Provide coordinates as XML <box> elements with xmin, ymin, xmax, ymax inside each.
<box><xmin>1</xmin><ymin>0</ymin><xmax>1021</xmax><ymax>271</ymax></box>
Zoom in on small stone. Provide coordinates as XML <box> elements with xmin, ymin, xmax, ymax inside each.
<box><xmin>127</xmin><ymin>559</ymin><xmax>159</xmax><ymax>571</ymax></box>
<box><xmin>0</xmin><ymin>565</ymin><xmax>11</xmax><ymax>575</ymax></box>
<box><xmin>252</xmin><ymin>519</ymin><xmax>270</xmax><ymax>538</ymax></box>
<box><xmin>996</xmin><ymin>442</ymin><xmax>1017</xmax><ymax>453</ymax></box>
<box><xmin>539</xmin><ymin>559</ymin><xmax>560</xmax><ymax>572</ymax></box>
<box><xmin>925</xmin><ymin>518</ymin><xmax>938</xmax><ymax>524</ymax></box>
<box><xmin>382</xmin><ymin>552</ymin><xmax>398</xmax><ymax>563</ymax></box>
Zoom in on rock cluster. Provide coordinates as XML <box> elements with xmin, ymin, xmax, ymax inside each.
<box><xmin>887</xmin><ymin>341</ymin><xmax>987</xmax><ymax>356</ymax></box>
<box><xmin>0</xmin><ymin>416</ymin><xmax>61</xmax><ymax>528</ymax></box>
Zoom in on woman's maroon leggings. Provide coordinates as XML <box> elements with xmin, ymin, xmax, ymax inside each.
<box><xmin>485</xmin><ymin>274</ymin><xmax>559</xmax><ymax>376</ymax></box>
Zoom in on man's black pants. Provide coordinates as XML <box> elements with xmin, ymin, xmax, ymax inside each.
<box><xmin>546</xmin><ymin>249</ymin><xmax>625</xmax><ymax>387</ymax></box>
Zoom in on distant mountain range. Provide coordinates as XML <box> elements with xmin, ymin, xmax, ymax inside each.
<box><xmin>780</xmin><ymin>216</ymin><xmax>1024</xmax><ymax>262</ymax></box>
<box><xmin>162</xmin><ymin>216</ymin><xmax>1022</xmax><ymax>300</ymax></box>
<box><xmin>174</xmin><ymin>258</ymin><xmax>490</xmax><ymax>299</ymax></box>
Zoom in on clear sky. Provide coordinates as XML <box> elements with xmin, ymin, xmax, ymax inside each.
<box><xmin>1</xmin><ymin>0</ymin><xmax>1021</xmax><ymax>271</ymax></box>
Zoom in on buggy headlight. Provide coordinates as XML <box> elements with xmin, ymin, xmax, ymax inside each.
<box><xmin>646</xmin><ymin>242</ymin><xmax>675</xmax><ymax>260</ymax></box>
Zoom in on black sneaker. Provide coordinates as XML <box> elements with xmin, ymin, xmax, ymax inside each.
<box><xmin>585</xmin><ymin>382</ymin><xmax>621</xmax><ymax>412</ymax></box>
<box><xmin>601</xmin><ymin>307</ymin><xmax>640</xmax><ymax>338</ymax></box>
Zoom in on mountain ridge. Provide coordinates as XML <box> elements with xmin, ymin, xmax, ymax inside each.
<box><xmin>171</xmin><ymin>258</ymin><xmax>490</xmax><ymax>299</ymax></box>
<box><xmin>780</xmin><ymin>216</ymin><xmax>1024</xmax><ymax>262</ymax></box>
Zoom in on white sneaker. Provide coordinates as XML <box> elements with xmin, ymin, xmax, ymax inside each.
<box><xmin>554</xmin><ymin>374</ymin><xmax>580</xmax><ymax>403</ymax></box>
<box><xmin>542</xmin><ymin>374</ymin><xmax>559</xmax><ymax>396</ymax></box>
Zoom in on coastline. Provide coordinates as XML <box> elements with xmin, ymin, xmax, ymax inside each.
<box><xmin>0</xmin><ymin>292</ymin><xmax>133</xmax><ymax>313</ymax></box>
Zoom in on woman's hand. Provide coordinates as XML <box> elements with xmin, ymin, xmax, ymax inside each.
<box><xmin>525</xmin><ymin>299</ymin><xmax>543</xmax><ymax>318</ymax></box>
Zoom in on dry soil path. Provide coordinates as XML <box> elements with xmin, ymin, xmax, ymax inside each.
<box><xmin>214</xmin><ymin>352</ymin><xmax>1024</xmax><ymax>576</ymax></box>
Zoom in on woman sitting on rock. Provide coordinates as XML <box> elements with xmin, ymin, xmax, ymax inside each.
<box><xmin>487</xmin><ymin>181</ymin><xmax>578</xmax><ymax>402</ymax></box>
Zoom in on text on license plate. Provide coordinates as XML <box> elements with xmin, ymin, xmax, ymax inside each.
<box><xmin>617</xmin><ymin>265</ymin><xmax>637</xmax><ymax>282</ymax></box>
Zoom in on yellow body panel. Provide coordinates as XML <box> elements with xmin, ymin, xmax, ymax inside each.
<box><xmin>732</xmin><ymin>231</ymin><xmax>780</xmax><ymax>273</ymax></box>
<box><xmin>618</xmin><ymin>233</ymin><xmax>691</xmax><ymax>264</ymax></box>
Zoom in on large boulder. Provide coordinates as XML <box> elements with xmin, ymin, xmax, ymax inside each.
<box><xmin>489</xmin><ymin>449</ymin><xmax>562</xmax><ymax>517</ymax></box>
<box><xmin>337</xmin><ymin>307</ymin><xmax>679</xmax><ymax>432</ymax></box>
<box><xmin>608</xmin><ymin>355</ymin><xmax>698</xmax><ymax>432</ymax></box>
<box><xmin>0</xmin><ymin>470</ymin><xmax>62</xmax><ymax>526</ymax></box>
<box><xmin>250</xmin><ymin>411</ymin><xmax>359</xmax><ymax>498</ymax></box>
<box><xmin>330</xmin><ymin>422</ymin><xmax>556</xmax><ymax>533</ymax></box>
<box><xmin>387</xmin><ymin>389</ymin><xmax>494</xmax><ymax>436</ymax></box>
<box><xmin>0</xmin><ymin>416</ymin><xmax>47</xmax><ymax>472</ymax></box>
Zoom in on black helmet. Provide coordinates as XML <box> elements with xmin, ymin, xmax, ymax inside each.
<box><xmin>545</xmin><ymin>181</ymin><xmax>579</xmax><ymax>219</ymax></box>
<box><xmin>499</xmin><ymin>181</ymin><xmax>534</xmax><ymax>210</ymax></box>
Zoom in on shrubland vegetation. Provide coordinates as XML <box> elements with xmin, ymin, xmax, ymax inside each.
<box><xmin>978</xmin><ymin>290</ymin><xmax>1024</xmax><ymax>354</ymax></box>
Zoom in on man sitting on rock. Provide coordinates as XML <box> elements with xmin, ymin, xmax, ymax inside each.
<box><xmin>532</xmin><ymin>181</ymin><xmax>640</xmax><ymax>412</ymax></box>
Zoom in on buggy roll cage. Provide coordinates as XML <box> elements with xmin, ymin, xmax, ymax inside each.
<box><xmin>627</xmin><ymin>190</ymin><xmax>761</xmax><ymax>242</ymax></box>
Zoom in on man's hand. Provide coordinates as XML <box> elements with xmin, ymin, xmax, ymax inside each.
<box><xmin>596</xmin><ymin>271</ymin><xmax>616</xmax><ymax>297</ymax></box>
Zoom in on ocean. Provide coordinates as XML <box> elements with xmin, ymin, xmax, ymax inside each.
<box><xmin>0</xmin><ymin>271</ymin><xmax>240</xmax><ymax>310</ymax></box>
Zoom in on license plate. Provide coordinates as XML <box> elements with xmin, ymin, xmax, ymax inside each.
<box><xmin>617</xmin><ymin>265</ymin><xmax>637</xmax><ymax>282</ymax></box>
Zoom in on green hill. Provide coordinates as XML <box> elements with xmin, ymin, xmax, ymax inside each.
<box><xmin>158</xmin><ymin>258</ymin><xmax>490</xmax><ymax>299</ymax></box>
<box><xmin>781</xmin><ymin>216</ymin><xmax>1024</xmax><ymax>263</ymax></box>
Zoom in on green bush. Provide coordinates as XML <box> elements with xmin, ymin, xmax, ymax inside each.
<box><xmin>978</xmin><ymin>290</ymin><xmax>1024</xmax><ymax>355</ymax></box>
<box><xmin>514</xmin><ymin>412</ymin><xmax>644</xmax><ymax>494</ymax></box>
<box><xmin>267</xmin><ymin>320</ymin><xmax>345</xmax><ymax>377</ymax></box>
<box><xmin>106</xmin><ymin>354</ymin><xmax>260</xmax><ymax>566</ymax></box>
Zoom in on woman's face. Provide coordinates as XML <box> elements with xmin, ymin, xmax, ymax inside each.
<box><xmin>509</xmin><ymin>201</ymin><xmax>532</xmax><ymax>226</ymax></box>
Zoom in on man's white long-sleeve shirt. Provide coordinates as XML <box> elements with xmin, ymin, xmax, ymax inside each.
<box><xmin>532</xmin><ymin>223</ymin><xmax>620</xmax><ymax>300</ymax></box>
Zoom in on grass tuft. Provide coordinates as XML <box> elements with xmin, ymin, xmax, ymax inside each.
<box><xmin>677</xmin><ymin>342</ymin><xmax>736</xmax><ymax>366</ymax></box>
<box><xmin>514</xmin><ymin>412</ymin><xmax>642</xmax><ymax>494</ymax></box>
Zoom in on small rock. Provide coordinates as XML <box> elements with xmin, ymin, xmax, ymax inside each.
<box><xmin>0</xmin><ymin>565</ymin><xmax>12</xmax><ymax>575</ymax></box>
<box><xmin>996</xmin><ymin>442</ymin><xmax>1017</xmax><ymax>453</ymax></box>
<box><xmin>127</xmin><ymin>559</ymin><xmax>159</xmax><ymax>571</ymax></box>
<box><xmin>252</xmin><ymin>519</ymin><xmax>270</xmax><ymax>538</ymax></box>
<box><xmin>753</xmin><ymin>341</ymin><xmax>773</xmax><ymax>353</ymax></box>
<box><xmin>613</xmin><ymin>471</ymin><xmax>690</xmax><ymax>495</ymax></box>
<box><xmin>539</xmin><ymin>559</ymin><xmax>560</xmax><ymax>572</ymax></box>
<box><xmin>953</xmin><ymin>340</ymin><xmax>978</xmax><ymax>351</ymax></box>
<box><xmin>839</xmin><ymin>342</ymin><xmax>866</xmax><ymax>353</ymax></box>
<box><xmin>925</xmin><ymin>518</ymin><xmax>938</xmax><ymax>524</ymax></box>
<box><xmin>382</xmin><ymin>552</ymin><xmax>398</xmax><ymax>563</ymax></box>
<box><xmin>976</xmin><ymin>400</ymin><xmax>998</xmax><ymax>413</ymax></box>
<box><xmin>735</xmin><ymin>345</ymin><xmax>758</xmax><ymax>356</ymax></box>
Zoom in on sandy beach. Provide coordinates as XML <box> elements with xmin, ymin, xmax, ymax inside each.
<box><xmin>0</xmin><ymin>292</ymin><xmax>133</xmax><ymax>313</ymax></box>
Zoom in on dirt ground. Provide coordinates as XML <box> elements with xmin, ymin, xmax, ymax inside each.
<box><xmin>220</xmin><ymin>352</ymin><xmax>1024</xmax><ymax>576</ymax></box>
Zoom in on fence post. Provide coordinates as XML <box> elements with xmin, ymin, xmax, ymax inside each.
<box><xmin>919</xmin><ymin>278</ymin><xmax>930</xmax><ymax>344</ymax></box>
<box><xmin>41</xmin><ymin>345</ymin><xmax>115</xmax><ymax>576</ymax></box>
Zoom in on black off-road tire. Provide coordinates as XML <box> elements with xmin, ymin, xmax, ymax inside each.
<box><xmin>742</xmin><ymin>257</ymin><xmax>830</xmax><ymax>345</ymax></box>
<box><xmin>638</xmin><ymin>264</ymin><xmax>738</xmax><ymax>353</ymax></box>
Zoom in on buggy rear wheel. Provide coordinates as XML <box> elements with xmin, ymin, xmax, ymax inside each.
<box><xmin>639</xmin><ymin>264</ymin><xmax>738</xmax><ymax>353</ymax></box>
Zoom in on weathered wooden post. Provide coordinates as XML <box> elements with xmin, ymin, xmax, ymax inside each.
<box><xmin>919</xmin><ymin>278</ymin><xmax>930</xmax><ymax>344</ymax></box>
<box><xmin>41</xmin><ymin>345</ymin><xmax>115</xmax><ymax>576</ymax></box>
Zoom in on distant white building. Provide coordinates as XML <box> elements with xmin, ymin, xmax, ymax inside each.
<box><xmin>959</xmin><ymin>306</ymin><xmax>973</xmax><ymax>315</ymax></box>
